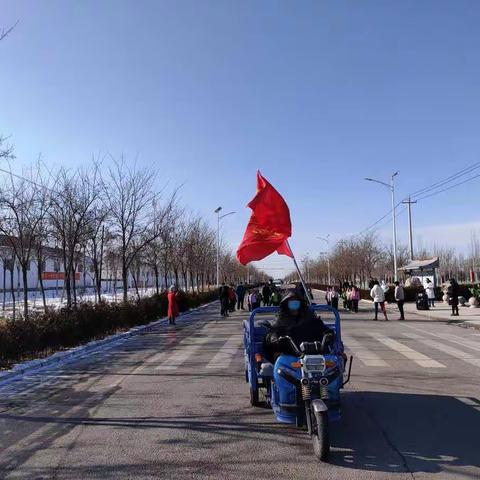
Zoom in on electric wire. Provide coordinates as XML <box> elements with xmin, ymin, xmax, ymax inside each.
<box><xmin>409</xmin><ymin>161</ymin><xmax>480</xmax><ymax>199</ymax></box>
<box><xmin>353</xmin><ymin>161</ymin><xmax>480</xmax><ymax>239</ymax></box>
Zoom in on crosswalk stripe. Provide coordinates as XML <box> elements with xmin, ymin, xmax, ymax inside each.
<box><xmin>403</xmin><ymin>324</ymin><xmax>480</xmax><ymax>353</ymax></box>
<box><xmin>155</xmin><ymin>336</ymin><xmax>210</xmax><ymax>370</ymax></box>
<box><xmin>455</xmin><ymin>396</ymin><xmax>480</xmax><ymax>412</ymax></box>
<box><xmin>343</xmin><ymin>335</ymin><xmax>390</xmax><ymax>367</ymax></box>
<box><xmin>370</xmin><ymin>334</ymin><xmax>446</xmax><ymax>368</ymax></box>
<box><xmin>403</xmin><ymin>332</ymin><xmax>480</xmax><ymax>368</ymax></box>
<box><xmin>206</xmin><ymin>335</ymin><xmax>242</xmax><ymax>369</ymax></box>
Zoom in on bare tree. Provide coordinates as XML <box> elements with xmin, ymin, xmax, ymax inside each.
<box><xmin>0</xmin><ymin>164</ymin><xmax>50</xmax><ymax>318</ymax></box>
<box><xmin>104</xmin><ymin>158</ymin><xmax>177</xmax><ymax>302</ymax></box>
<box><xmin>49</xmin><ymin>165</ymin><xmax>101</xmax><ymax>308</ymax></box>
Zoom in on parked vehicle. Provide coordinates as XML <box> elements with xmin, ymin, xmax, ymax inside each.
<box><xmin>243</xmin><ymin>304</ymin><xmax>352</xmax><ymax>461</ymax></box>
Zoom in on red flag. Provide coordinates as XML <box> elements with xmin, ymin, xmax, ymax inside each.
<box><xmin>236</xmin><ymin>171</ymin><xmax>293</xmax><ymax>265</ymax></box>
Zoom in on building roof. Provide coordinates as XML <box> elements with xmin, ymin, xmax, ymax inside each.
<box><xmin>398</xmin><ymin>257</ymin><xmax>440</xmax><ymax>271</ymax></box>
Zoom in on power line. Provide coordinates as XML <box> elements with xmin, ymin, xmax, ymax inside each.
<box><xmin>415</xmin><ymin>172</ymin><xmax>480</xmax><ymax>201</ymax></box>
<box><xmin>352</xmin><ymin>162</ymin><xmax>480</xmax><ymax>239</ymax></box>
<box><xmin>410</xmin><ymin>161</ymin><xmax>480</xmax><ymax>199</ymax></box>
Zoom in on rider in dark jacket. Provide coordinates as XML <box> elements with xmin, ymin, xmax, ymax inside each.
<box><xmin>263</xmin><ymin>291</ymin><xmax>331</xmax><ymax>363</ymax></box>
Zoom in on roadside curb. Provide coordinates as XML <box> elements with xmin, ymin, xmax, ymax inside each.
<box><xmin>0</xmin><ymin>300</ymin><xmax>219</xmax><ymax>387</ymax></box>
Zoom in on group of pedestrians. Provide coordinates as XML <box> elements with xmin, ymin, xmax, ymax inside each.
<box><xmin>325</xmin><ymin>284</ymin><xmax>361</xmax><ymax>313</ymax></box>
<box><xmin>247</xmin><ymin>283</ymin><xmax>281</xmax><ymax>310</ymax></box>
<box><xmin>218</xmin><ymin>281</ymin><xmax>283</xmax><ymax>317</ymax></box>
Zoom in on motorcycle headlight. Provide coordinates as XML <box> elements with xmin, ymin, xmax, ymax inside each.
<box><xmin>302</xmin><ymin>355</ymin><xmax>326</xmax><ymax>373</ymax></box>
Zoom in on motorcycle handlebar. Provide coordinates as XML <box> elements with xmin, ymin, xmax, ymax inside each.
<box><xmin>278</xmin><ymin>335</ymin><xmax>302</xmax><ymax>356</ymax></box>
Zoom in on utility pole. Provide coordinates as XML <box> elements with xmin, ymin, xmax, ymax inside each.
<box><xmin>402</xmin><ymin>197</ymin><xmax>417</xmax><ymax>261</ymax></box>
<box><xmin>214</xmin><ymin>207</ymin><xmax>235</xmax><ymax>287</ymax></box>
<box><xmin>317</xmin><ymin>235</ymin><xmax>331</xmax><ymax>285</ymax></box>
<box><xmin>365</xmin><ymin>173</ymin><xmax>399</xmax><ymax>281</ymax></box>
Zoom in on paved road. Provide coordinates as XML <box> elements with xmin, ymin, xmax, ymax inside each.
<box><xmin>1</xmin><ymin>297</ymin><xmax>480</xmax><ymax>479</ymax></box>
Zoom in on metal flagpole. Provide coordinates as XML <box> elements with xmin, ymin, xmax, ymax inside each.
<box><xmin>286</xmin><ymin>240</ymin><xmax>312</xmax><ymax>305</ymax></box>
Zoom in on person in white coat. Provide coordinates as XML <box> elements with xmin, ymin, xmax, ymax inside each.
<box><xmin>370</xmin><ymin>280</ymin><xmax>389</xmax><ymax>321</ymax></box>
<box><xmin>425</xmin><ymin>278</ymin><xmax>435</xmax><ymax>307</ymax></box>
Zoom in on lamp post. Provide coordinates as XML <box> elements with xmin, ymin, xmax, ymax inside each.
<box><xmin>365</xmin><ymin>172</ymin><xmax>399</xmax><ymax>281</ymax></box>
<box><xmin>214</xmin><ymin>207</ymin><xmax>235</xmax><ymax>286</ymax></box>
<box><xmin>317</xmin><ymin>234</ymin><xmax>331</xmax><ymax>285</ymax></box>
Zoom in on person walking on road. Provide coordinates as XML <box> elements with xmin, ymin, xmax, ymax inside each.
<box><xmin>448</xmin><ymin>278</ymin><xmax>460</xmax><ymax>316</ymax></box>
<box><xmin>270</xmin><ymin>288</ymin><xmax>281</xmax><ymax>306</ymax></box>
<box><xmin>394</xmin><ymin>281</ymin><xmax>405</xmax><ymax>320</ymax></box>
<box><xmin>236</xmin><ymin>282</ymin><xmax>246</xmax><ymax>310</ymax></box>
<box><xmin>325</xmin><ymin>286</ymin><xmax>332</xmax><ymax>306</ymax></box>
<box><xmin>370</xmin><ymin>280</ymin><xmax>389</xmax><ymax>321</ymax></box>
<box><xmin>249</xmin><ymin>289</ymin><xmax>261</xmax><ymax>310</ymax></box>
<box><xmin>167</xmin><ymin>285</ymin><xmax>179</xmax><ymax>325</ymax></box>
<box><xmin>330</xmin><ymin>287</ymin><xmax>339</xmax><ymax>310</ymax></box>
<box><xmin>219</xmin><ymin>282</ymin><xmax>230</xmax><ymax>317</ymax></box>
<box><xmin>228</xmin><ymin>284</ymin><xmax>236</xmax><ymax>312</ymax></box>
<box><xmin>262</xmin><ymin>283</ymin><xmax>271</xmax><ymax>306</ymax></box>
<box><xmin>350</xmin><ymin>286</ymin><xmax>360</xmax><ymax>313</ymax></box>
<box><xmin>425</xmin><ymin>279</ymin><xmax>435</xmax><ymax>307</ymax></box>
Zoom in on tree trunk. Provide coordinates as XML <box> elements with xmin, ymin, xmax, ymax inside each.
<box><xmin>63</xmin><ymin>245</ymin><xmax>72</xmax><ymax>308</ymax></box>
<box><xmin>94</xmin><ymin>260</ymin><xmax>102</xmax><ymax>302</ymax></box>
<box><xmin>22</xmin><ymin>265</ymin><xmax>29</xmax><ymax>319</ymax></box>
<box><xmin>10</xmin><ymin>267</ymin><xmax>15</xmax><ymax>320</ymax></box>
<box><xmin>132</xmin><ymin>269</ymin><xmax>140</xmax><ymax>300</ymax></box>
<box><xmin>122</xmin><ymin>263</ymin><xmax>128</xmax><ymax>303</ymax></box>
<box><xmin>154</xmin><ymin>264</ymin><xmax>160</xmax><ymax>295</ymax></box>
<box><xmin>2</xmin><ymin>263</ymin><xmax>5</xmax><ymax>312</ymax></box>
<box><xmin>37</xmin><ymin>257</ymin><xmax>47</xmax><ymax>312</ymax></box>
<box><xmin>72</xmin><ymin>266</ymin><xmax>77</xmax><ymax>307</ymax></box>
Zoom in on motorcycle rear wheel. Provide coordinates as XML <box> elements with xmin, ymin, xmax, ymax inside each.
<box><xmin>312</xmin><ymin>411</ymin><xmax>330</xmax><ymax>461</ymax></box>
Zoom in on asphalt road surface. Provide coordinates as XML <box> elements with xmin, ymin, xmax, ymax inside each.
<box><xmin>1</xmin><ymin>296</ymin><xmax>480</xmax><ymax>479</ymax></box>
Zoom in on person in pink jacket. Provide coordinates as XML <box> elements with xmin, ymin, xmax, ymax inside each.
<box><xmin>350</xmin><ymin>286</ymin><xmax>360</xmax><ymax>313</ymax></box>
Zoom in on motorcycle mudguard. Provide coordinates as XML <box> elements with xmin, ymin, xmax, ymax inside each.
<box><xmin>272</xmin><ymin>354</ymin><xmax>301</xmax><ymax>424</ymax></box>
<box><xmin>312</xmin><ymin>399</ymin><xmax>328</xmax><ymax>414</ymax></box>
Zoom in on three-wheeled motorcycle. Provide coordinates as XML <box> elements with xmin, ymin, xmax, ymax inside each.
<box><xmin>243</xmin><ymin>304</ymin><xmax>352</xmax><ymax>461</ymax></box>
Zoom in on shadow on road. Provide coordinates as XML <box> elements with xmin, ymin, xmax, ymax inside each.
<box><xmin>330</xmin><ymin>390</ymin><xmax>480</xmax><ymax>475</ymax></box>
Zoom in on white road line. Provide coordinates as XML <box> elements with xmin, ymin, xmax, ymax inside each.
<box><xmin>455</xmin><ymin>396</ymin><xmax>480</xmax><ymax>412</ymax></box>
<box><xmin>206</xmin><ymin>335</ymin><xmax>242</xmax><ymax>369</ymax></box>
<box><xmin>403</xmin><ymin>332</ymin><xmax>480</xmax><ymax>368</ymax></box>
<box><xmin>369</xmin><ymin>334</ymin><xmax>446</xmax><ymax>368</ymax></box>
<box><xmin>155</xmin><ymin>336</ymin><xmax>210</xmax><ymax>370</ymax></box>
<box><xmin>403</xmin><ymin>324</ymin><xmax>480</xmax><ymax>353</ymax></box>
<box><xmin>342</xmin><ymin>335</ymin><xmax>390</xmax><ymax>367</ymax></box>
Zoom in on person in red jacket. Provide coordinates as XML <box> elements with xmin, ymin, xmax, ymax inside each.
<box><xmin>168</xmin><ymin>286</ymin><xmax>179</xmax><ymax>325</ymax></box>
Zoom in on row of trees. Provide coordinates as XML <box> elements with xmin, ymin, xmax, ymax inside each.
<box><xmin>296</xmin><ymin>232</ymin><xmax>480</xmax><ymax>287</ymax></box>
<box><xmin>0</xmin><ymin>154</ymin><xmax>260</xmax><ymax>319</ymax></box>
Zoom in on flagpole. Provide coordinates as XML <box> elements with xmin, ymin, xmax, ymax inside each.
<box><xmin>286</xmin><ymin>240</ymin><xmax>312</xmax><ymax>305</ymax></box>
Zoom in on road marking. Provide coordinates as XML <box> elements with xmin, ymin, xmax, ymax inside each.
<box><xmin>403</xmin><ymin>332</ymin><xmax>480</xmax><ymax>368</ymax></box>
<box><xmin>369</xmin><ymin>334</ymin><xmax>446</xmax><ymax>368</ymax></box>
<box><xmin>403</xmin><ymin>324</ymin><xmax>480</xmax><ymax>353</ymax></box>
<box><xmin>206</xmin><ymin>335</ymin><xmax>242</xmax><ymax>369</ymax></box>
<box><xmin>342</xmin><ymin>335</ymin><xmax>390</xmax><ymax>367</ymax></box>
<box><xmin>455</xmin><ymin>396</ymin><xmax>480</xmax><ymax>412</ymax></box>
<box><xmin>155</xmin><ymin>336</ymin><xmax>210</xmax><ymax>370</ymax></box>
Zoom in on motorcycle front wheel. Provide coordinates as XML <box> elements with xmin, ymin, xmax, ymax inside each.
<box><xmin>312</xmin><ymin>410</ymin><xmax>330</xmax><ymax>461</ymax></box>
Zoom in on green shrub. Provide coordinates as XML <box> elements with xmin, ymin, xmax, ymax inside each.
<box><xmin>0</xmin><ymin>290</ymin><xmax>218</xmax><ymax>369</ymax></box>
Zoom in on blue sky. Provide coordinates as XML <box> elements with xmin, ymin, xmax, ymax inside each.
<box><xmin>1</xmin><ymin>1</ymin><xmax>480</xmax><ymax>276</ymax></box>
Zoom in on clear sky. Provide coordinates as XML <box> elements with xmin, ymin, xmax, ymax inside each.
<box><xmin>1</xmin><ymin>1</ymin><xmax>480</xmax><ymax>276</ymax></box>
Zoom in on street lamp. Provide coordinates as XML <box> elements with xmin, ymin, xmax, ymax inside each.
<box><xmin>317</xmin><ymin>234</ymin><xmax>331</xmax><ymax>285</ymax></box>
<box><xmin>214</xmin><ymin>207</ymin><xmax>235</xmax><ymax>286</ymax></box>
<box><xmin>365</xmin><ymin>172</ymin><xmax>399</xmax><ymax>281</ymax></box>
